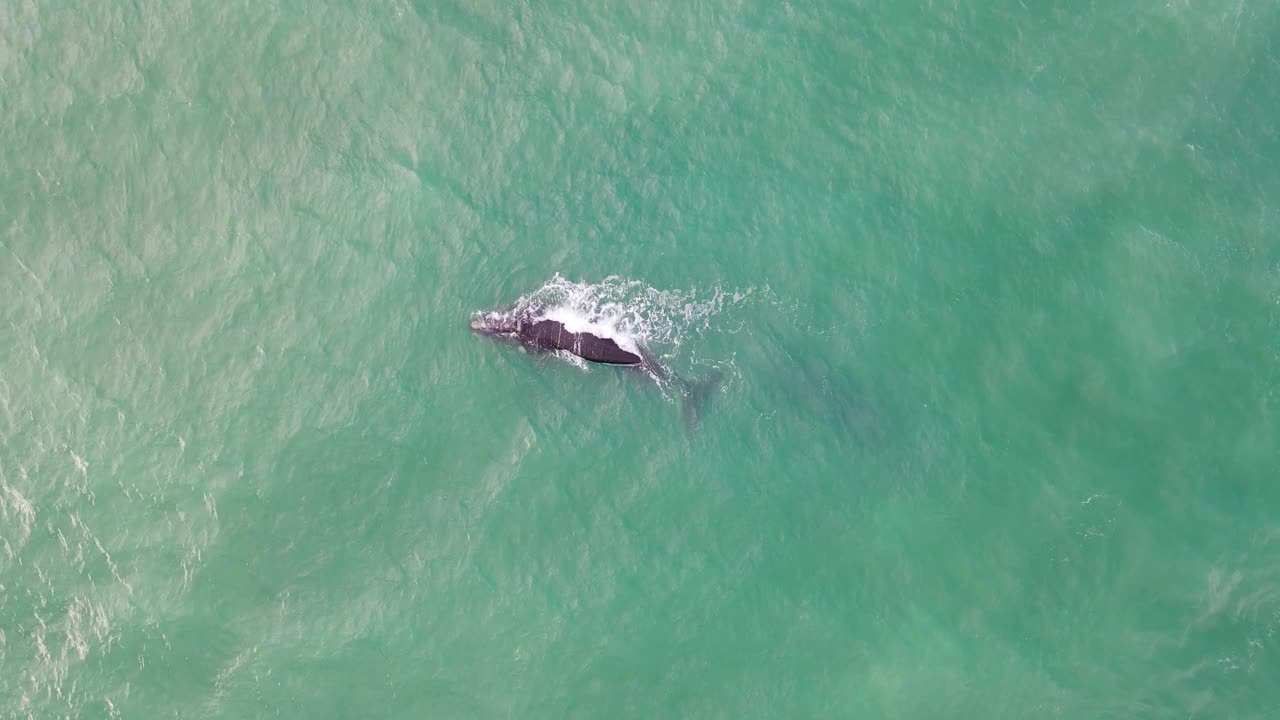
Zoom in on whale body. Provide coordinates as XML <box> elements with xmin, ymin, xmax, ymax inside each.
<box><xmin>516</xmin><ymin>319</ymin><xmax>643</xmax><ymax>365</ymax></box>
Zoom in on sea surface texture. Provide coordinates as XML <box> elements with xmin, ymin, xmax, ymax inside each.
<box><xmin>3</xmin><ymin>1</ymin><xmax>1279</xmax><ymax>717</ymax></box>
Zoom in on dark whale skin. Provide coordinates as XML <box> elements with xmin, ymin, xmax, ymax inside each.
<box><xmin>520</xmin><ymin>319</ymin><xmax>643</xmax><ymax>365</ymax></box>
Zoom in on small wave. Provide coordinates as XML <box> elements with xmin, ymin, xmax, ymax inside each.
<box><xmin>552</xmin><ymin>349</ymin><xmax>590</xmax><ymax>370</ymax></box>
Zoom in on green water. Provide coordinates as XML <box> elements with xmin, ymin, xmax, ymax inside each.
<box><xmin>3</xmin><ymin>1</ymin><xmax>1279</xmax><ymax>717</ymax></box>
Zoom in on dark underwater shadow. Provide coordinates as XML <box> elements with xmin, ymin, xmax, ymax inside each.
<box><xmin>736</xmin><ymin>319</ymin><xmax>887</xmax><ymax>450</ymax></box>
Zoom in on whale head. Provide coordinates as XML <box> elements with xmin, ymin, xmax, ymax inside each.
<box><xmin>469</xmin><ymin>312</ymin><xmax>520</xmax><ymax>337</ymax></box>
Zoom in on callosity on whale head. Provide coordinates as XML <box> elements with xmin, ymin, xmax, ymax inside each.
<box><xmin>469</xmin><ymin>312</ymin><xmax>519</xmax><ymax>336</ymax></box>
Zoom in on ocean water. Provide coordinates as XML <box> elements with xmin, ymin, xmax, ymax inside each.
<box><xmin>2</xmin><ymin>1</ymin><xmax>1279</xmax><ymax>717</ymax></box>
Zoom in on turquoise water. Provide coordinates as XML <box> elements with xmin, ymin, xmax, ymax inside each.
<box><xmin>3</xmin><ymin>1</ymin><xmax>1279</xmax><ymax>717</ymax></box>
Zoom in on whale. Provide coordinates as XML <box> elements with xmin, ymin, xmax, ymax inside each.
<box><xmin>470</xmin><ymin>309</ymin><xmax>721</xmax><ymax>430</ymax></box>
<box><xmin>470</xmin><ymin>315</ymin><xmax>646</xmax><ymax>365</ymax></box>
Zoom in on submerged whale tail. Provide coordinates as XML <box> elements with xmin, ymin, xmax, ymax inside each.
<box><xmin>679</xmin><ymin>370</ymin><xmax>724</xmax><ymax>433</ymax></box>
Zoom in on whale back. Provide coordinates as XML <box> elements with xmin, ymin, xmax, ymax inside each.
<box><xmin>521</xmin><ymin>319</ymin><xmax>643</xmax><ymax>365</ymax></box>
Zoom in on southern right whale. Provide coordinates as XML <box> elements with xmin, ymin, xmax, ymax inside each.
<box><xmin>470</xmin><ymin>308</ymin><xmax>722</xmax><ymax>431</ymax></box>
